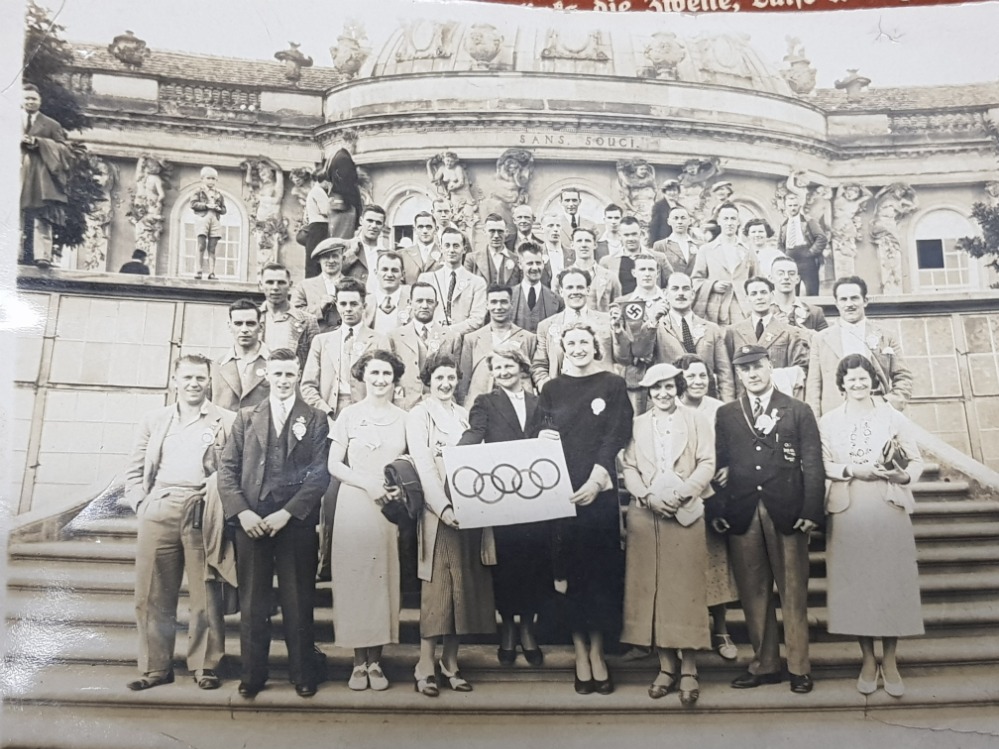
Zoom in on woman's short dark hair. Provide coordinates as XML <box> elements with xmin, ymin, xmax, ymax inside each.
<box><xmin>742</xmin><ymin>218</ymin><xmax>774</xmax><ymax>238</ymax></box>
<box><xmin>674</xmin><ymin>354</ymin><xmax>719</xmax><ymax>400</ymax></box>
<box><xmin>648</xmin><ymin>372</ymin><xmax>687</xmax><ymax>398</ymax></box>
<box><xmin>835</xmin><ymin>354</ymin><xmax>883</xmax><ymax>394</ymax></box>
<box><xmin>419</xmin><ymin>351</ymin><xmax>461</xmax><ymax>387</ymax></box>
<box><xmin>486</xmin><ymin>348</ymin><xmax>531</xmax><ymax>376</ymax></box>
<box><xmin>351</xmin><ymin>349</ymin><xmax>405</xmax><ymax>384</ymax></box>
<box><xmin>559</xmin><ymin>322</ymin><xmax>602</xmax><ymax>361</ymax></box>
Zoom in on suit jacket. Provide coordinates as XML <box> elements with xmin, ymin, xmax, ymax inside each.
<box><xmin>558</xmin><ymin>216</ymin><xmax>595</xmax><ymax>249</ymax></box>
<box><xmin>400</xmin><ymin>242</ymin><xmax>443</xmax><ymax>285</ymax></box>
<box><xmin>364</xmin><ymin>284</ymin><xmax>412</xmax><ymax>331</ymax></box>
<box><xmin>690</xmin><ymin>239</ymin><xmax>757</xmax><ymax>324</ymax></box>
<box><xmin>212</xmin><ymin>346</ymin><xmax>270</xmax><ymax>412</ymax></box>
<box><xmin>458</xmin><ymin>388</ymin><xmax>538</xmax><ymax>446</ymax></box>
<box><xmin>124</xmin><ymin>401</ymin><xmax>236</xmax><ymax>511</ymax></box>
<box><xmin>299</xmin><ymin>325</ymin><xmax>390</xmax><ymax>415</ymax></box>
<box><xmin>724</xmin><ymin>317</ymin><xmax>810</xmax><ymax>398</ymax></box>
<box><xmin>457</xmin><ymin>325</ymin><xmax>537</xmax><ymax>406</ymax></box>
<box><xmin>505</xmin><ymin>233</ymin><xmax>544</xmax><ymax>254</ymax></box>
<box><xmin>464</xmin><ymin>247</ymin><xmax>520</xmax><ymax>287</ymax></box>
<box><xmin>553</xmin><ymin>263</ymin><xmax>621</xmax><ymax>314</ymax></box>
<box><xmin>217</xmin><ymin>398</ymin><xmax>330</xmax><ymax>523</ymax></box>
<box><xmin>805</xmin><ymin>320</ymin><xmax>913</xmax><ymax>417</ymax></box>
<box><xmin>21</xmin><ymin>111</ymin><xmax>70</xmax><ymax>211</ymax></box>
<box><xmin>713</xmin><ymin>390</ymin><xmax>825</xmax><ymax>535</ymax></box>
<box><xmin>778</xmin><ymin>216</ymin><xmax>828</xmax><ymax>261</ymax></box>
<box><xmin>531</xmin><ymin>310</ymin><xmax>614</xmax><ymax>389</ymax></box>
<box><xmin>652</xmin><ymin>237</ymin><xmax>698</xmax><ymax>277</ymax></box>
<box><xmin>292</xmin><ymin>275</ymin><xmax>341</xmax><ymax>332</ymax></box>
<box><xmin>772</xmin><ymin>300</ymin><xmax>829</xmax><ymax>334</ymax></box>
<box><xmin>510</xmin><ymin>283</ymin><xmax>563</xmax><ymax>333</ymax></box>
<box><xmin>418</xmin><ymin>266</ymin><xmax>488</xmax><ymax>336</ymax></box>
<box><xmin>600</xmin><ymin>250</ymin><xmax>674</xmax><ymax>291</ymax></box>
<box><xmin>260</xmin><ymin>305</ymin><xmax>319</xmax><ymax>369</ymax></box>
<box><xmin>388</xmin><ymin>321</ymin><xmax>460</xmax><ymax>410</ymax></box>
<box><xmin>621</xmin><ymin>407</ymin><xmax>715</xmax><ymax>503</ymax></box>
<box><xmin>341</xmin><ymin>238</ymin><xmax>380</xmax><ymax>287</ymax></box>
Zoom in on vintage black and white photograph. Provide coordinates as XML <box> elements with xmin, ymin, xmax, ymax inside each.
<box><xmin>2</xmin><ymin>0</ymin><xmax>999</xmax><ymax>746</ymax></box>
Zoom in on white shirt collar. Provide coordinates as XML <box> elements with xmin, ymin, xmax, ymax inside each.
<box><xmin>521</xmin><ymin>279</ymin><xmax>540</xmax><ymax>293</ymax></box>
<box><xmin>750</xmin><ymin>386</ymin><xmax>775</xmax><ymax>414</ymax></box>
<box><xmin>269</xmin><ymin>393</ymin><xmax>296</xmax><ymax>413</ymax></box>
<box><xmin>669</xmin><ymin>310</ymin><xmax>694</xmax><ymax>327</ymax></box>
<box><xmin>342</xmin><ymin>323</ymin><xmax>360</xmax><ymax>341</ymax></box>
<box><xmin>753</xmin><ymin>312</ymin><xmax>772</xmax><ymax>327</ymax></box>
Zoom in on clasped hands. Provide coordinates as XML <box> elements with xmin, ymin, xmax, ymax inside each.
<box><xmin>238</xmin><ymin>508</ymin><xmax>292</xmax><ymax>539</ymax></box>
<box><xmin>538</xmin><ymin>430</ymin><xmax>600</xmax><ymax>507</ymax></box>
<box><xmin>850</xmin><ymin>462</ymin><xmax>911</xmax><ymax>485</ymax></box>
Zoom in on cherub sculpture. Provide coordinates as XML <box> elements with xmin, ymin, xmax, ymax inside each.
<box><xmin>616</xmin><ymin>158</ymin><xmax>657</xmax><ymax>225</ymax></box>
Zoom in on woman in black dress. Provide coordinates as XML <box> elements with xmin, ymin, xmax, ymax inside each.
<box><xmin>458</xmin><ymin>349</ymin><xmax>550</xmax><ymax>667</ymax></box>
<box><xmin>534</xmin><ymin>322</ymin><xmax>633</xmax><ymax>695</ymax></box>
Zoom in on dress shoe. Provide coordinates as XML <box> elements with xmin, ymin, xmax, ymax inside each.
<box><xmin>574</xmin><ymin>675</ymin><xmax>595</xmax><ymax>695</ymax></box>
<box><xmin>857</xmin><ymin>666</ymin><xmax>878</xmax><ymax>695</ymax></box>
<box><xmin>367</xmin><ymin>662</ymin><xmax>390</xmax><ymax>692</ymax></box>
<box><xmin>730</xmin><ymin>670</ymin><xmax>782</xmax><ymax>689</ymax></box>
<box><xmin>622</xmin><ymin>646</ymin><xmax>654</xmax><ymax>661</ymax></box>
<box><xmin>414</xmin><ymin>673</ymin><xmax>439</xmax><ymax>697</ymax></box>
<box><xmin>679</xmin><ymin>674</ymin><xmax>700</xmax><ymax>706</ymax></box>
<box><xmin>713</xmin><ymin>633</ymin><xmax>738</xmax><ymax>661</ymax></box>
<box><xmin>295</xmin><ymin>682</ymin><xmax>317</xmax><ymax>698</ymax></box>
<box><xmin>126</xmin><ymin>671</ymin><xmax>174</xmax><ymax>691</ymax></box>
<box><xmin>648</xmin><ymin>671</ymin><xmax>676</xmax><ymax>699</ymax></box>
<box><xmin>497</xmin><ymin>647</ymin><xmax>517</xmax><ymax>666</ymax></box>
<box><xmin>438</xmin><ymin>660</ymin><xmax>472</xmax><ymax>692</ymax></box>
<box><xmin>238</xmin><ymin>681</ymin><xmax>264</xmax><ymax>698</ymax></box>
<box><xmin>523</xmin><ymin>648</ymin><xmax>544</xmax><ymax>667</ymax></box>
<box><xmin>348</xmin><ymin>665</ymin><xmax>369</xmax><ymax>691</ymax></box>
<box><xmin>593</xmin><ymin>674</ymin><xmax>614</xmax><ymax>695</ymax></box>
<box><xmin>881</xmin><ymin>667</ymin><xmax>905</xmax><ymax>698</ymax></box>
<box><xmin>789</xmin><ymin>673</ymin><xmax>814</xmax><ymax>694</ymax></box>
<box><xmin>193</xmin><ymin>669</ymin><xmax>221</xmax><ymax>690</ymax></box>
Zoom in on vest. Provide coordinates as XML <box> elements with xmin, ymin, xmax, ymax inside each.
<box><xmin>259</xmin><ymin>417</ymin><xmax>291</xmax><ymax>509</ymax></box>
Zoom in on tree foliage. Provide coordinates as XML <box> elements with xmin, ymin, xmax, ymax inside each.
<box><xmin>23</xmin><ymin>1</ymin><xmax>100</xmax><ymax>249</ymax></box>
<box><xmin>957</xmin><ymin>201</ymin><xmax>999</xmax><ymax>286</ymax></box>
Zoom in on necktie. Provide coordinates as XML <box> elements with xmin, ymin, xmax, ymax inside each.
<box><xmin>571</xmin><ymin>215</ymin><xmax>578</xmax><ymax>231</ymax></box>
<box><xmin>25</xmin><ymin>113</ymin><xmax>32</xmax><ymax>133</ymax></box>
<box><xmin>340</xmin><ymin>327</ymin><xmax>354</xmax><ymax>382</ymax></box>
<box><xmin>755</xmin><ymin>318</ymin><xmax>765</xmax><ymax>341</ymax></box>
<box><xmin>446</xmin><ymin>271</ymin><xmax>457</xmax><ymax>320</ymax></box>
<box><xmin>680</xmin><ymin>317</ymin><xmax>696</xmax><ymax>354</ymax></box>
<box><xmin>753</xmin><ymin>397</ymin><xmax>763</xmax><ymax>420</ymax></box>
<box><xmin>420</xmin><ymin>324</ymin><xmax>429</xmax><ymax>342</ymax></box>
<box><xmin>788</xmin><ymin>217</ymin><xmax>805</xmax><ymax>248</ymax></box>
<box><xmin>379</xmin><ymin>296</ymin><xmax>395</xmax><ymax>314</ymax></box>
<box><xmin>527</xmin><ymin>285</ymin><xmax>537</xmax><ymax>310</ymax></box>
<box><xmin>274</xmin><ymin>399</ymin><xmax>289</xmax><ymax>435</ymax></box>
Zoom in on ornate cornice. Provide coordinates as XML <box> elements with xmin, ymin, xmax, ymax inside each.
<box><xmin>84</xmin><ymin>110</ymin><xmax>318</xmax><ymax>144</ymax></box>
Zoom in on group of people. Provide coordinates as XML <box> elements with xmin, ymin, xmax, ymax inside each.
<box><xmin>123</xmin><ymin>187</ymin><xmax>925</xmax><ymax>707</ymax></box>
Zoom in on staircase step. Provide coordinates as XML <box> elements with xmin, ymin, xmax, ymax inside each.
<box><xmin>911</xmin><ymin>480</ymin><xmax>970</xmax><ymax>496</ymax></box>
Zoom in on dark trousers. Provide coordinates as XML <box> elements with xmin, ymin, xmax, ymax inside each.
<box><xmin>235</xmin><ymin>522</ymin><xmax>319</xmax><ymax>686</ymax></box>
<box><xmin>304</xmin><ymin>222</ymin><xmax>329</xmax><ymax>279</ymax></box>
<box><xmin>794</xmin><ymin>256</ymin><xmax>821</xmax><ymax>297</ymax></box>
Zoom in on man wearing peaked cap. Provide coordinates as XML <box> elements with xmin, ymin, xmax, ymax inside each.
<box><xmin>292</xmin><ymin>238</ymin><xmax>348</xmax><ymax>333</ymax></box>
<box><xmin>711</xmin><ymin>342</ymin><xmax>824</xmax><ymax>695</ymax></box>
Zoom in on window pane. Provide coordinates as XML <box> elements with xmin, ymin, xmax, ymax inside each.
<box><xmin>916</xmin><ymin>239</ymin><xmax>945</xmax><ymax>269</ymax></box>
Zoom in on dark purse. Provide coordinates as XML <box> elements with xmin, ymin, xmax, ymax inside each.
<box><xmin>881</xmin><ymin>437</ymin><xmax>910</xmax><ymax>471</ymax></box>
<box><xmin>382</xmin><ymin>456</ymin><xmax>425</xmax><ymax>526</ymax></box>
<box><xmin>295</xmin><ymin>225</ymin><xmax>310</xmax><ymax>246</ymax></box>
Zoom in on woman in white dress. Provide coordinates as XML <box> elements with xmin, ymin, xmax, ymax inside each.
<box><xmin>820</xmin><ymin>354</ymin><xmax>924</xmax><ymax>697</ymax></box>
<box><xmin>742</xmin><ymin>218</ymin><xmax>787</xmax><ymax>280</ymax></box>
<box><xmin>327</xmin><ymin>350</ymin><xmax>408</xmax><ymax>692</ymax></box>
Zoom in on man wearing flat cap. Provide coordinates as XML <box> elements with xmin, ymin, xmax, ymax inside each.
<box><xmin>711</xmin><ymin>344</ymin><xmax>824</xmax><ymax>695</ymax></box>
<box><xmin>293</xmin><ymin>238</ymin><xmax>347</xmax><ymax>332</ymax></box>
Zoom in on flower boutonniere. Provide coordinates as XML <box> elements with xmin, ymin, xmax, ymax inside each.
<box><xmin>398</xmin><ymin>307</ymin><xmax>412</xmax><ymax>325</ymax></box>
<box><xmin>549</xmin><ymin>324</ymin><xmax>562</xmax><ymax>341</ymax></box>
<box><xmin>865</xmin><ymin>333</ymin><xmax>880</xmax><ymax>350</ymax></box>
<box><xmin>881</xmin><ymin>346</ymin><xmax>896</xmax><ymax>356</ymax></box>
<box><xmin>291</xmin><ymin>416</ymin><xmax>307</xmax><ymax>441</ymax></box>
<box><xmin>201</xmin><ymin>428</ymin><xmax>216</xmax><ymax>445</ymax></box>
<box><xmin>591</xmin><ymin>398</ymin><xmax>606</xmax><ymax>416</ymax></box>
<box><xmin>764</xmin><ymin>332</ymin><xmax>775</xmax><ymax>343</ymax></box>
<box><xmin>691</xmin><ymin>325</ymin><xmax>706</xmax><ymax>341</ymax></box>
<box><xmin>754</xmin><ymin>408</ymin><xmax>782</xmax><ymax>436</ymax></box>
<box><xmin>255</xmin><ymin>367</ymin><xmax>266</xmax><ymax>378</ymax></box>
<box><xmin>793</xmin><ymin>302</ymin><xmax>809</xmax><ymax>325</ymax></box>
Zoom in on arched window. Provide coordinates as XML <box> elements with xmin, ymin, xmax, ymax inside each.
<box><xmin>539</xmin><ymin>187</ymin><xmax>608</xmax><ymax>228</ymax></box>
<box><xmin>389</xmin><ymin>192</ymin><xmax>433</xmax><ymax>246</ymax></box>
<box><xmin>913</xmin><ymin>209</ymin><xmax>978</xmax><ymax>291</ymax></box>
<box><xmin>172</xmin><ymin>189</ymin><xmax>247</xmax><ymax>281</ymax></box>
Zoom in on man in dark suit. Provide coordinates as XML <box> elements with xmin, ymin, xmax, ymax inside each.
<box><xmin>400</xmin><ymin>211</ymin><xmax>444</xmax><ymax>285</ymax></box>
<box><xmin>213</xmin><ymin>299</ymin><xmax>270</xmax><ymax>412</ymax></box>
<box><xmin>777</xmin><ymin>194</ymin><xmax>828</xmax><ymax>297</ymax></box>
<box><xmin>651</xmin><ymin>206</ymin><xmax>698</xmax><ymax>277</ymax></box>
<box><xmin>119</xmin><ymin>249</ymin><xmax>150</xmax><ymax>275</ymax></box>
<box><xmin>506</xmin><ymin>204</ymin><xmax>544</xmax><ymax>254</ymax></box>
<box><xmin>465</xmin><ymin>213</ymin><xmax>519</xmax><ymax>287</ymax></box>
<box><xmin>217</xmin><ymin>348</ymin><xmax>331</xmax><ymax>698</ymax></box>
<box><xmin>712</xmin><ymin>345</ymin><xmax>824</xmax><ymax>695</ymax></box>
<box><xmin>341</xmin><ymin>205</ymin><xmax>387</xmax><ymax>289</ymax></box>
<box><xmin>510</xmin><ymin>243</ymin><xmax>563</xmax><ymax>333</ymax></box>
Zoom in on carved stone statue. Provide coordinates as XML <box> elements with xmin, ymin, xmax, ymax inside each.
<box><xmin>427</xmin><ymin>151</ymin><xmax>478</xmax><ymax>232</ymax></box>
<box><xmin>465</xmin><ymin>24</ymin><xmax>504</xmax><ymax>70</ymax></box>
<box><xmin>80</xmin><ymin>157</ymin><xmax>118</xmax><ymax>271</ymax></box>
<box><xmin>483</xmin><ymin>148</ymin><xmax>534</xmax><ymax>226</ymax></box>
<box><xmin>835</xmin><ymin>69</ymin><xmax>872</xmax><ymax>102</ymax></box>
<box><xmin>616</xmin><ymin>159</ymin><xmax>658</xmax><ymax>226</ymax></box>
<box><xmin>289</xmin><ymin>166</ymin><xmax>315</xmax><ymax>234</ymax></box>
<box><xmin>676</xmin><ymin>157</ymin><xmax>721</xmax><ymax>222</ymax></box>
<box><xmin>330</xmin><ymin>20</ymin><xmax>371</xmax><ymax>80</ymax></box>
<box><xmin>274</xmin><ymin>42</ymin><xmax>314</xmax><ymax>82</ymax></box>
<box><xmin>126</xmin><ymin>155</ymin><xmax>169</xmax><ymax>270</ymax></box>
<box><xmin>643</xmin><ymin>32</ymin><xmax>686</xmax><ymax>80</ymax></box>
<box><xmin>397</xmin><ymin>21</ymin><xmax>456</xmax><ymax>62</ymax></box>
<box><xmin>870</xmin><ymin>183</ymin><xmax>918</xmax><ymax>294</ymax></box>
<box><xmin>108</xmin><ymin>30</ymin><xmax>149</xmax><ymax>67</ymax></box>
<box><xmin>780</xmin><ymin>36</ymin><xmax>816</xmax><ymax>96</ymax></box>
<box><xmin>693</xmin><ymin>34</ymin><xmax>762</xmax><ymax>88</ymax></box>
<box><xmin>985</xmin><ymin>181</ymin><xmax>999</xmax><ymax>208</ymax></box>
<box><xmin>242</xmin><ymin>157</ymin><xmax>288</xmax><ymax>265</ymax></box>
<box><xmin>831</xmin><ymin>183</ymin><xmax>874</xmax><ymax>277</ymax></box>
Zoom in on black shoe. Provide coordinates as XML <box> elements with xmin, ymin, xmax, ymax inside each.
<box><xmin>574</xmin><ymin>676</ymin><xmax>595</xmax><ymax>695</ymax></box>
<box><xmin>238</xmin><ymin>681</ymin><xmax>264</xmax><ymax>698</ymax></box>
<box><xmin>497</xmin><ymin>647</ymin><xmax>517</xmax><ymax>666</ymax></box>
<box><xmin>789</xmin><ymin>673</ymin><xmax>814</xmax><ymax>694</ymax></box>
<box><xmin>313</xmin><ymin>647</ymin><xmax>328</xmax><ymax>682</ymax></box>
<box><xmin>523</xmin><ymin>648</ymin><xmax>544</xmax><ymax>668</ymax></box>
<box><xmin>730</xmin><ymin>670</ymin><xmax>782</xmax><ymax>689</ymax></box>
<box><xmin>593</xmin><ymin>674</ymin><xmax>614</xmax><ymax>695</ymax></box>
<box><xmin>295</xmin><ymin>682</ymin><xmax>318</xmax><ymax>698</ymax></box>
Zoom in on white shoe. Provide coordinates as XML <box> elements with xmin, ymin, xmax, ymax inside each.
<box><xmin>367</xmin><ymin>662</ymin><xmax>389</xmax><ymax>691</ymax></box>
<box><xmin>348</xmin><ymin>665</ymin><xmax>369</xmax><ymax>691</ymax></box>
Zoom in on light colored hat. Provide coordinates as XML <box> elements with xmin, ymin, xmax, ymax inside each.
<box><xmin>311</xmin><ymin>237</ymin><xmax>349</xmax><ymax>259</ymax></box>
<box><xmin>638</xmin><ymin>363</ymin><xmax>682</xmax><ymax>388</ymax></box>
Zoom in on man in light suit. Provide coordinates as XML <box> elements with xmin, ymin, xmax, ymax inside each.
<box><xmin>557</xmin><ymin>186</ymin><xmax>595</xmax><ymax>248</ymax></box>
<box><xmin>292</xmin><ymin>238</ymin><xmax>346</xmax><ymax>333</ymax></box>
<box><xmin>400</xmin><ymin>211</ymin><xmax>444</xmax><ymax>285</ymax></box>
<box><xmin>464</xmin><ymin>213</ymin><xmax>520</xmax><ymax>287</ymax></box>
<box><xmin>213</xmin><ymin>298</ymin><xmax>270</xmax><ymax>412</ymax></box>
<box><xmin>712</xmin><ymin>345</ymin><xmax>824</xmax><ymax>695</ymax></box>
<box><xmin>458</xmin><ymin>284</ymin><xmax>537</xmax><ymax>406</ymax></box>
<box><xmin>600</xmin><ymin>216</ymin><xmax>673</xmax><ymax>295</ymax></box>
<box><xmin>806</xmin><ymin>275</ymin><xmax>913</xmax><ymax>417</ymax></box>
<box><xmin>388</xmin><ymin>282</ymin><xmax>460</xmax><ymax>411</ymax></box>
<box><xmin>778</xmin><ymin>193</ymin><xmax>828</xmax><ymax>297</ymax></box>
<box><xmin>554</xmin><ymin>227</ymin><xmax>621</xmax><ymax>313</ymax></box>
<box><xmin>725</xmin><ymin>277</ymin><xmax>810</xmax><ymax>399</ymax></box>
<box><xmin>540</xmin><ymin>212</ymin><xmax>576</xmax><ymax>288</ymax></box>
<box><xmin>652</xmin><ymin>206</ymin><xmax>698</xmax><ymax>277</ymax></box>
<box><xmin>531</xmin><ymin>268</ymin><xmax>614</xmax><ymax>390</ymax></box>
<box><xmin>364</xmin><ymin>250</ymin><xmax>411</xmax><ymax>335</ymax></box>
<box><xmin>217</xmin><ymin>349</ymin><xmax>331</xmax><ymax>698</ymax></box>
<box><xmin>124</xmin><ymin>355</ymin><xmax>233</xmax><ymax>692</ymax></box>
<box><xmin>418</xmin><ymin>226</ymin><xmax>488</xmax><ymax>337</ymax></box>
<box><xmin>259</xmin><ymin>262</ymin><xmax>319</xmax><ymax>368</ymax></box>
<box><xmin>510</xmin><ymin>243</ymin><xmax>563</xmax><ymax>334</ymax></box>
<box><xmin>626</xmin><ymin>272</ymin><xmax>736</xmax><ymax>401</ymax></box>
<box><xmin>769</xmin><ymin>256</ymin><xmax>828</xmax><ymax>334</ymax></box>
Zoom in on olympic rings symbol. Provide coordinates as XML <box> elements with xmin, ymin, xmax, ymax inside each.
<box><xmin>450</xmin><ymin>459</ymin><xmax>562</xmax><ymax>505</ymax></box>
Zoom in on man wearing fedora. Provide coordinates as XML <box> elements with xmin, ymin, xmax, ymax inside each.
<box><xmin>711</xmin><ymin>344</ymin><xmax>824</xmax><ymax>695</ymax></box>
<box><xmin>293</xmin><ymin>237</ymin><xmax>347</xmax><ymax>333</ymax></box>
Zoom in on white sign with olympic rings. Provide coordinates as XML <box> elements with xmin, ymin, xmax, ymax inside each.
<box><xmin>442</xmin><ymin>438</ymin><xmax>576</xmax><ymax>528</ymax></box>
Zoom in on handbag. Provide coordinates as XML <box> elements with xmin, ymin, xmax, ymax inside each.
<box><xmin>382</xmin><ymin>455</ymin><xmax>424</xmax><ymax>526</ymax></box>
<box><xmin>295</xmin><ymin>225</ymin><xmax>310</xmax><ymax>246</ymax></box>
<box><xmin>674</xmin><ymin>497</ymin><xmax>705</xmax><ymax>527</ymax></box>
<box><xmin>881</xmin><ymin>437</ymin><xmax>910</xmax><ymax>471</ymax></box>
